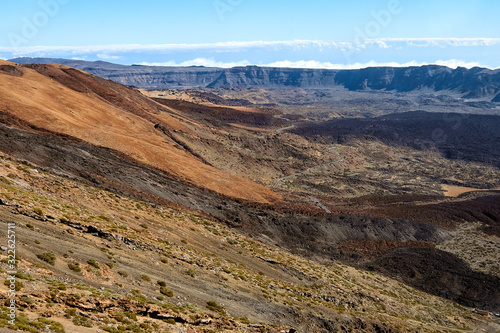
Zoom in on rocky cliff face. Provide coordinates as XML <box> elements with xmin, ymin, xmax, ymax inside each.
<box><xmin>333</xmin><ymin>66</ymin><xmax>500</xmax><ymax>98</ymax></box>
<box><xmin>207</xmin><ymin>66</ymin><xmax>337</xmax><ymax>88</ymax></box>
<box><xmin>11</xmin><ymin>57</ymin><xmax>500</xmax><ymax>101</ymax></box>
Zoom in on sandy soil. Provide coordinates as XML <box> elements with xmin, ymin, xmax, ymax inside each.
<box><xmin>442</xmin><ymin>184</ymin><xmax>500</xmax><ymax>197</ymax></box>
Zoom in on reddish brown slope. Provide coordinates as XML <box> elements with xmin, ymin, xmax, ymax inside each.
<box><xmin>0</xmin><ymin>60</ymin><xmax>278</xmax><ymax>203</ymax></box>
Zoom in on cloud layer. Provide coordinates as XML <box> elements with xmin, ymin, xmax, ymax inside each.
<box><xmin>1</xmin><ymin>38</ymin><xmax>498</xmax><ymax>70</ymax></box>
<box><xmin>139</xmin><ymin>58</ymin><xmax>485</xmax><ymax>70</ymax></box>
<box><xmin>2</xmin><ymin>38</ymin><xmax>500</xmax><ymax>56</ymax></box>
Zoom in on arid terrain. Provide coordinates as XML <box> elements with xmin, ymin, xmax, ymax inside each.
<box><xmin>0</xmin><ymin>59</ymin><xmax>499</xmax><ymax>332</ymax></box>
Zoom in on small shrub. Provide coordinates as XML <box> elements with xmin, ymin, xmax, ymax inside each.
<box><xmin>65</xmin><ymin>308</ymin><xmax>77</xmax><ymax>318</ymax></box>
<box><xmin>123</xmin><ymin>312</ymin><xmax>137</xmax><ymax>321</ymax></box>
<box><xmin>17</xmin><ymin>165</ymin><xmax>31</xmax><ymax>173</ymax></box>
<box><xmin>38</xmin><ymin>317</ymin><xmax>65</xmax><ymax>333</ymax></box>
<box><xmin>87</xmin><ymin>259</ymin><xmax>100</xmax><ymax>269</ymax></box>
<box><xmin>157</xmin><ymin>280</ymin><xmax>166</xmax><ymax>287</ymax></box>
<box><xmin>160</xmin><ymin>288</ymin><xmax>173</xmax><ymax>297</ymax></box>
<box><xmin>14</xmin><ymin>271</ymin><xmax>32</xmax><ymax>280</ymax></box>
<box><xmin>73</xmin><ymin>315</ymin><xmax>93</xmax><ymax>327</ymax></box>
<box><xmin>4</xmin><ymin>279</ymin><xmax>23</xmax><ymax>291</ymax></box>
<box><xmin>19</xmin><ymin>296</ymin><xmax>34</xmax><ymax>304</ymax></box>
<box><xmin>26</xmin><ymin>223</ymin><xmax>34</xmax><ymax>230</ymax></box>
<box><xmin>140</xmin><ymin>223</ymin><xmax>148</xmax><ymax>229</ymax></box>
<box><xmin>140</xmin><ymin>274</ymin><xmax>151</xmax><ymax>282</ymax></box>
<box><xmin>37</xmin><ymin>252</ymin><xmax>56</xmax><ymax>265</ymax></box>
<box><xmin>206</xmin><ymin>301</ymin><xmax>225</xmax><ymax>315</ymax></box>
<box><xmin>185</xmin><ymin>269</ymin><xmax>195</xmax><ymax>278</ymax></box>
<box><xmin>33</xmin><ymin>207</ymin><xmax>44</xmax><ymax>216</ymax></box>
<box><xmin>118</xmin><ymin>271</ymin><xmax>128</xmax><ymax>277</ymax></box>
<box><xmin>68</xmin><ymin>262</ymin><xmax>81</xmax><ymax>272</ymax></box>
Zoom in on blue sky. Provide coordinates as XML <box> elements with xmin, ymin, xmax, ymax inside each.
<box><xmin>1</xmin><ymin>0</ymin><xmax>499</xmax><ymax>69</ymax></box>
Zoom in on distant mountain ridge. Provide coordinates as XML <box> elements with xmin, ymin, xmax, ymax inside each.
<box><xmin>11</xmin><ymin>57</ymin><xmax>500</xmax><ymax>101</ymax></box>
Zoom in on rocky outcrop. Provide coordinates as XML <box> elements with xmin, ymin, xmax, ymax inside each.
<box><xmin>207</xmin><ymin>66</ymin><xmax>337</xmax><ymax>88</ymax></box>
<box><xmin>334</xmin><ymin>66</ymin><xmax>500</xmax><ymax>98</ymax></box>
<box><xmin>10</xmin><ymin>58</ymin><xmax>500</xmax><ymax>101</ymax></box>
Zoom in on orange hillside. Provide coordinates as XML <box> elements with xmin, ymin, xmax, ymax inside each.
<box><xmin>0</xmin><ymin>60</ymin><xmax>278</xmax><ymax>204</ymax></box>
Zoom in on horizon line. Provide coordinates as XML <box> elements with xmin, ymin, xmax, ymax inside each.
<box><xmin>7</xmin><ymin>57</ymin><xmax>494</xmax><ymax>71</ymax></box>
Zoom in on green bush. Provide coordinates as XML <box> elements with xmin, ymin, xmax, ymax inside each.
<box><xmin>206</xmin><ymin>301</ymin><xmax>225</xmax><ymax>315</ymax></box>
<box><xmin>38</xmin><ymin>317</ymin><xmax>65</xmax><ymax>333</ymax></box>
<box><xmin>37</xmin><ymin>252</ymin><xmax>56</xmax><ymax>265</ymax></box>
<box><xmin>5</xmin><ymin>173</ymin><xmax>17</xmax><ymax>180</ymax></box>
<box><xmin>68</xmin><ymin>262</ymin><xmax>81</xmax><ymax>272</ymax></box>
<box><xmin>72</xmin><ymin>315</ymin><xmax>93</xmax><ymax>327</ymax></box>
<box><xmin>4</xmin><ymin>279</ymin><xmax>23</xmax><ymax>291</ymax></box>
<box><xmin>19</xmin><ymin>296</ymin><xmax>34</xmax><ymax>305</ymax></box>
<box><xmin>160</xmin><ymin>288</ymin><xmax>173</xmax><ymax>297</ymax></box>
<box><xmin>15</xmin><ymin>272</ymin><xmax>32</xmax><ymax>281</ymax></box>
<box><xmin>87</xmin><ymin>259</ymin><xmax>100</xmax><ymax>269</ymax></box>
<box><xmin>64</xmin><ymin>309</ymin><xmax>77</xmax><ymax>318</ymax></box>
<box><xmin>33</xmin><ymin>208</ymin><xmax>43</xmax><ymax>216</ymax></box>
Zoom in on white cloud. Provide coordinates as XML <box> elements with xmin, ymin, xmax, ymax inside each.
<box><xmin>96</xmin><ymin>54</ymin><xmax>121</xmax><ymax>60</ymax></box>
<box><xmin>138</xmin><ymin>58</ymin><xmax>251</xmax><ymax>68</ymax></box>
<box><xmin>0</xmin><ymin>40</ymin><xmax>335</xmax><ymax>56</ymax></box>
<box><xmin>2</xmin><ymin>38</ymin><xmax>499</xmax><ymax>57</ymax></box>
<box><xmin>432</xmin><ymin>59</ymin><xmax>484</xmax><ymax>69</ymax></box>
<box><xmin>264</xmin><ymin>59</ymin><xmax>486</xmax><ymax>70</ymax></box>
<box><xmin>376</xmin><ymin>38</ymin><xmax>500</xmax><ymax>48</ymax></box>
<box><xmin>138</xmin><ymin>58</ymin><xmax>490</xmax><ymax>70</ymax></box>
